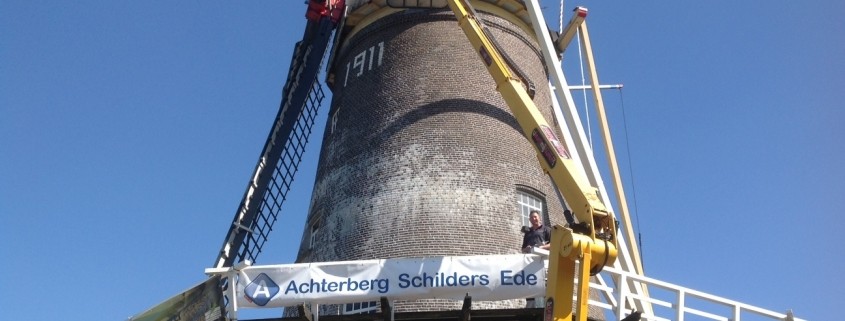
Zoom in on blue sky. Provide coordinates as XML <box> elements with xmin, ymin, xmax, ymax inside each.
<box><xmin>1</xmin><ymin>1</ymin><xmax>842</xmax><ymax>320</ymax></box>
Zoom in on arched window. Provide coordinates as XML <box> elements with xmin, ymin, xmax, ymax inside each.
<box><xmin>516</xmin><ymin>189</ymin><xmax>548</xmax><ymax>226</ymax></box>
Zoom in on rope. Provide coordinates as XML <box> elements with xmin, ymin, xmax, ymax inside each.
<box><xmin>575</xmin><ymin>29</ymin><xmax>592</xmax><ymax>148</ymax></box>
<box><xmin>618</xmin><ymin>88</ymin><xmax>644</xmax><ymax>262</ymax></box>
<box><xmin>558</xmin><ymin>0</ymin><xmax>564</xmax><ymax>32</ymax></box>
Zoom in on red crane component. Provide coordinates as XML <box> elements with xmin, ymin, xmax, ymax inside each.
<box><xmin>306</xmin><ymin>0</ymin><xmax>345</xmax><ymax>23</ymax></box>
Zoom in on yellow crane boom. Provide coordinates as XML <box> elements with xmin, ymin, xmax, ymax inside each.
<box><xmin>444</xmin><ymin>1</ymin><xmax>619</xmax><ymax>320</ymax></box>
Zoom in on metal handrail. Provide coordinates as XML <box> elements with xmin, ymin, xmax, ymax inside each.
<box><xmin>586</xmin><ymin>266</ymin><xmax>803</xmax><ymax>321</ymax></box>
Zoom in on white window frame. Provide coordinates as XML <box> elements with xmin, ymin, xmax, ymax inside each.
<box><xmin>343</xmin><ymin>301</ymin><xmax>378</xmax><ymax>315</ymax></box>
<box><xmin>517</xmin><ymin>190</ymin><xmax>546</xmax><ymax>227</ymax></box>
<box><xmin>309</xmin><ymin>222</ymin><xmax>320</xmax><ymax>249</ymax></box>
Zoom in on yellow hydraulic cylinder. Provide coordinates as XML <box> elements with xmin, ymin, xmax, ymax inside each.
<box><xmin>546</xmin><ymin>225</ymin><xmax>618</xmax><ymax>321</ymax></box>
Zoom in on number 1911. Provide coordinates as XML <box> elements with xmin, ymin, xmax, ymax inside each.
<box><xmin>344</xmin><ymin>41</ymin><xmax>384</xmax><ymax>87</ymax></box>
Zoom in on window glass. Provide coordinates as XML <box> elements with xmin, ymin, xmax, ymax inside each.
<box><xmin>343</xmin><ymin>301</ymin><xmax>378</xmax><ymax>314</ymax></box>
<box><xmin>516</xmin><ymin>190</ymin><xmax>546</xmax><ymax>226</ymax></box>
<box><xmin>309</xmin><ymin>222</ymin><xmax>320</xmax><ymax>249</ymax></box>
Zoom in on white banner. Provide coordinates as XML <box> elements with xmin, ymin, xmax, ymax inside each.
<box><xmin>236</xmin><ymin>254</ymin><xmax>545</xmax><ymax>308</ymax></box>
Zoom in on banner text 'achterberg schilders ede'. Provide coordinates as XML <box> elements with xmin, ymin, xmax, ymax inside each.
<box><xmin>236</xmin><ymin>254</ymin><xmax>546</xmax><ymax>308</ymax></box>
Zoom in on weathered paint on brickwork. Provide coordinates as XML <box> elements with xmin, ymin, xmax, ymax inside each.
<box><xmin>294</xmin><ymin>9</ymin><xmax>576</xmax><ymax>313</ymax></box>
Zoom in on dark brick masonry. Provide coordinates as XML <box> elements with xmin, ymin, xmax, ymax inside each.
<box><xmin>293</xmin><ymin>8</ymin><xmax>582</xmax><ymax>315</ymax></box>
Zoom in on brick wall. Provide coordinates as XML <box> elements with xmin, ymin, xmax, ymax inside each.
<box><xmin>294</xmin><ymin>8</ymin><xmax>576</xmax><ymax>314</ymax></box>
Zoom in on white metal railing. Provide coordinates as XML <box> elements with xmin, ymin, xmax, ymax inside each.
<box><xmin>518</xmin><ymin>2</ymin><xmax>804</xmax><ymax>319</ymax></box>
<box><xmin>585</xmin><ymin>266</ymin><xmax>804</xmax><ymax>321</ymax></box>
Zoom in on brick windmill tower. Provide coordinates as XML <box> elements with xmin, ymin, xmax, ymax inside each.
<box><xmin>207</xmin><ymin>0</ymin><xmax>613</xmax><ymax>319</ymax></box>
<box><xmin>294</xmin><ymin>0</ymin><xmax>570</xmax><ymax>314</ymax></box>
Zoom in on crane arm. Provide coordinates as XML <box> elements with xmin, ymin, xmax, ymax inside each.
<box><xmin>444</xmin><ymin>1</ymin><xmax>618</xmax><ymax>320</ymax></box>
